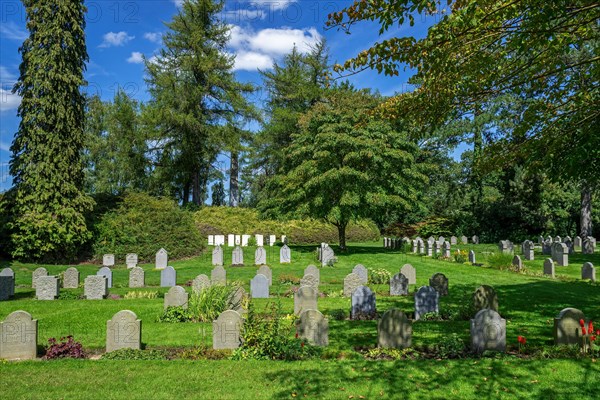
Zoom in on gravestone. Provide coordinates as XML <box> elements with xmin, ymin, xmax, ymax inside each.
<box><xmin>378</xmin><ymin>309</ymin><xmax>412</xmax><ymax>349</ymax></box>
<box><xmin>343</xmin><ymin>273</ymin><xmax>363</xmax><ymax>297</ymax></box>
<box><xmin>551</xmin><ymin>242</ymin><xmax>569</xmax><ymax>266</ymax></box>
<box><xmin>281</xmin><ymin>235</ymin><xmax>287</xmax><ymax>244</ymax></box>
<box><xmin>416</xmin><ymin>238</ymin><xmax>425</xmax><ymax>254</ymax></box>
<box><xmin>280</xmin><ymin>245</ymin><xmax>291</xmax><ymax>263</ymax></box>
<box><xmin>414</xmin><ymin>286</ymin><xmax>439</xmax><ymax>320</ymax></box>
<box><xmin>269</xmin><ymin>235</ymin><xmax>276</xmax><ymax>246</ymax></box>
<box><xmin>443</xmin><ymin>241</ymin><xmax>451</xmax><ymax>258</ymax></box>
<box><xmin>192</xmin><ymin>274</ymin><xmax>211</xmax><ymax>294</ymax></box>
<box><xmin>574</xmin><ymin>236</ymin><xmax>582</xmax><ymax>248</ymax></box>
<box><xmin>582</xmin><ymin>237</ymin><xmax>595</xmax><ymax>254</ymax></box>
<box><xmin>214</xmin><ymin>235</ymin><xmax>225</xmax><ymax>246</ymax></box>
<box><xmin>390</xmin><ymin>273</ymin><xmax>409</xmax><ymax>296</ymax></box>
<box><xmin>554</xmin><ymin>236</ymin><xmax>562</xmax><ymax>243</ymax></box>
<box><xmin>522</xmin><ymin>240</ymin><xmax>535</xmax><ymax>261</ymax></box>
<box><xmin>450</xmin><ymin>236</ymin><xmax>457</xmax><ymax>245</ymax></box>
<box><xmin>538</xmin><ymin>236</ymin><xmax>544</xmax><ymax>245</ymax></box>
<box><xmin>542</xmin><ymin>239</ymin><xmax>552</xmax><ymax>255</ymax></box>
<box><xmin>433</xmin><ymin>241</ymin><xmax>441</xmax><ymax>257</ymax></box>
<box><xmin>427</xmin><ymin>236</ymin><xmax>435</xmax><ymax>244</ymax></box>
<box><xmin>208</xmin><ymin>235</ymin><xmax>214</xmax><ymax>246</ymax></box>
<box><xmin>36</xmin><ymin>276</ymin><xmax>60</xmax><ymax>300</ymax></box>
<box><xmin>512</xmin><ymin>255</ymin><xmax>523</xmax><ymax>271</ymax></box>
<box><xmin>97</xmin><ymin>266</ymin><xmax>113</xmax><ymax>288</ymax></box>
<box><xmin>211</xmin><ymin>266</ymin><xmax>226</xmax><ymax>286</ymax></box>
<box><xmin>321</xmin><ymin>245</ymin><xmax>335</xmax><ymax>266</ymax></box>
<box><xmin>160</xmin><ymin>266</ymin><xmax>176</xmax><ymax>287</ymax></box>
<box><xmin>429</xmin><ymin>273</ymin><xmax>448</xmax><ymax>296</ymax></box>
<box><xmin>213</xmin><ymin>310</ymin><xmax>243</xmax><ymax>350</ymax></box>
<box><xmin>227</xmin><ymin>234</ymin><xmax>235</xmax><ymax>247</ymax></box>
<box><xmin>425</xmin><ymin>240</ymin><xmax>433</xmax><ymax>257</ymax></box>
<box><xmin>351</xmin><ymin>286</ymin><xmax>376</xmax><ymax>319</ymax></box>
<box><xmin>297</xmin><ymin>309</ymin><xmax>328</xmax><ymax>346</ymax></box>
<box><xmin>0</xmin><ymin>276</ymin><xmax>13</xmax><ymax>301</ymax></box>
<box><xmin>0</xmin><ymin>310</ymin><xmax>37</xmax><ymax>360</ymax></box>
<box><xmin>472</xmin><ymin>235</ymin><xmax>479</xmax><ymax>244</ymax></box>
<box><xmin>461</xmin><ymin>236</ymin><xmax>468</xmax><ymax>244</ymax></box>
<box><xmin>63</xmin><ymin>267</ymin><xmax>79</xmax><ymax>289</ymax></box>
<box><xmin>400</xmin><ymin>264</ymin><xmax>416</xmax><ymax>285</ymax></box>
<box><xmin>129</xmin><ymin>267</ymin><xmax>145</xmax><ymax>288</ymax></box>
<box><xmin>554</xmin><ymin>307</ymin><xmax>585</xmax><ymax>345</ymax></box>
<box><xmin>255</xmin><ymin>246</ymin><xmax>267</xmax><ymax>265</ymax></box>
<box><xmin>546</xmin><ymin>235</ymin><xmax>553</xmax><ymax>243</ymax></box>
<box><xmin>257</xmin><ymin>265</ymin><xmax>272</xmax><ymax>286</ymax></box>
<box><xmin>164</xmin><ymin>286</ymin><xmax>188</xmax><ymax>309</ymax></box>
<box><xmin>255</xmin><ymin>234</ymin><xmax>264</xmax><ymax>247</ymax></box>
<box><xmin>250</xmin><ymin>274</ymin><xmax>269</xmax><ymax>298</ymax></box>
<box><xmin>582</xmin><ymin>262</ymin><xmax>595</xmax><ymax>281</ymax></box>
<box><xmin>106</xmin><ymin>310</ymin><xmax>141</xmax><ymax>352</ymax></box>
<box><xmin>498</xmin><ymin>240</ymin><xmax>513</xmax><ymax>254</ymax></box>
<box><xmin>411</xmin><ymin>239</ymin><xmax>418</xmax><ymax>253</ymax></box>
<box><xmin>232</xmin><ymin>246</ymin><xmax>244</xmax><ymax>265</ymax></box>
<box><xmin>352</xmin><ymin>264</ymin><xmax>368</xmax><ymax>284</ymax></box>
<box><xmin>125</xmin><ymin>253</ymin><xmax>138</xmax><ymax>269</ymax></box>
<box><xmin>32</xmin><ymin>267</ymin><xmax>47</xmax><ymax>289</ymax></box>
<box><xmin>227</xmin><ymin>286</ymin><xmax>247</xmax><ymax>314</ymax></box>
<box><xmin>0</xmin><ymin>268</ymin><xmax>15</xmax><ymax>297</ymax></box>
<box><xmin>235</xmin><ymin>235</ymin><xmax>241</xmax><ymax>245</ymax></box>
<box><xmin>543</xmin><ymin>259</ymin><xmax>555</xmax><ymax>278</ymax></box>
<box><xmin>84</xmin><ymin>275</ymin><xmax>108</xmax><ymax>300</ymax></box>
<box><xmin>294</xmin><ymin>285</ymin><xmax>318</xmax><ymax>315</ymax></box>
<box><xmin>241</xmin><ymin>234</ymin><xmax>251</xmax><ymax>246</ymax></box>
<box><xmin>438</xmin><ymin>236</ymin><xmax>445</xmax><ymax>244</ymax></box>
<box><xmin>103</xmin><ymin>254</ymin><xmax>115</xmax><ymax>267</ymax></box>
<box><xmin>155</xmin><ymin>248</ymin><xmax>168</xmax><ymax>270</ymax></box>
<box><xmin>300</xmin><ymin>274</ymin><xmax>318</xmax><ymax>291</ymax></box>
<box><xmin>472</xmin><ymin>285</ymin><xmax>498</xmax><ymax>312</ymax></box>
<box><xmin>212</xmin><ymin>245</ymin><xmax>224</xmax><ymax>266</ymax></box>
<box><xmin>468</xmin><ymin>250</ymin><xmax>476</xmax><ymax>264</ymax></box>
<box><xmin>470</xmin><ymin>309</ymin><xmax>506</xmax><ymax>353</ymax></box>
<box><xmin>304</xmin><ymin>265</ymin><xmax>320</xmax><ymax>284</ymax></box>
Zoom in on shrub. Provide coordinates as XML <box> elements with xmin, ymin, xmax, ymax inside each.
<box><xmin>413</xmin><ymin>216</ymin><xmax>454</xmax><ymax>238</ymax></box>
<box><xmin>58</xmin><ymin>291</ymin><xmax>82</xmax><ymax>300</ymax></box>
<box><xmin>187</xmin><ymin>285</ymin><xmax>246</xmax><ymax>322</ymax></box>
<box><xmin>487</xmin><ymin>252</ymin><xmax>515</xmax><ymax>269</ymax></box>
<box><xmin>435</xmin><ymin>333</ymin><xmax>466</xmax><ymax>359</ymax></box>
<box><xmin>453</xmin><ymin>249</ymin><xmax>468</xmax><ymax>263</ymax></box>
<box><xmin>93</xmin><ymin>192</ymin><xmax>204</xmax><ymax>262</ymax></box>
<box><xmin>278</xmin><ymin>274</ymin><xmax>300</xmax><ymax>285</ymax></box>
<box><xmin>157</xmin><ymin>306</ymin><xmax>191</xmax><ymax>323</ymax></box>
<box><xmin>368</xmin><ymin>268</ymin><xmax>392</xmax><ymax>284</ymax></box>
<box><xmin>124</xmin><ymin>291</ymin><xmax>159</xmax><ymax>299</ymax></box>
<box><xmin>43</xmin><ymin>336</ymin><xmax>85</xmax><ymax>359</ymax></box>
<box><xmin>101</xmin><ymin>349</ymin><xmax>168</xmax><ymax>360</ymax></box>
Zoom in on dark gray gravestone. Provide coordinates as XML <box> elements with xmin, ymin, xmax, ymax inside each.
<box><xmin>343</xmin><ymin>273</ymin><xmax>363</xmax><ymax>297</ymax></box>
<box><xmin>36</xmin><ymin>276</ymin><xmax>59</xmax><ymax>300</ymax></box>
<box><xmin>97</xmin><ymin>266</ymin><xmax>113</xmax><ymax>288</ymax></box>
<box><xmin>390</xmin><ymin>273</ymin><xmax>409</xmax><ymax>296</ymax></box>
<box><xmin>294</xmin><ymin>285</ymin><xmax>318</xmax><ymax>315</ymax></box>
<box><xmin>0</xmin><ymin>268</ymin><xmax>15</xmax><ymax>297</ymax></box>
<box><xmin>192</xmin><ymin>274</ymin><xmax>211</xmax><ymax>294</ymax></box>
<box><xmin>31</xmin><ymin>267</ymin><xmax>47</xmax><ymax>289</ymax></box>
<box><xmin>250</xmin><ymin>274</ymin><xmax>269</xmax><ymax>298</ymax></box>
<box><xmin>129</xmin><ymin>267</ymin><xmax>145</xmax><ymax>288</ymax></box>
<box><xmin>378</xmin><ymin>309</ymin><xmax>412</xmax><ymax>349</ymax></box>
<box><xmin>400</xmin><ymin>264</ymin><xmax>416</xmax><ymax>285</ymax></box>
<box><xmin>213</xmin><ymin>310</ymin><xmax>243</xmax><ymax>350</ymax></box>
<box><xmin>583</xmin><ymin>237</ymin><xmax>595</xmax><ymax>254</ymax></box>
<box><xmin>543</xmin><ymin>259</ymin><xmax>555</xmax><ymax>278</ymax></box>
<box><xmin>297</xmin><ymin>309</ymin><xmax>328</xmax><ymax>346</ymax></box>
<box><xmin>468</xmin><ymin>250</ymin><xmax>476</xmax><ymax>264</ymax></box>
<box><xmin>554</xmin><ymin>308</ymin><xmax>585</xmax><ymax>345</ymax></box>
<box><xmin>160</xmin><ymin>266</ymin><xmax>176</xmax><ymax>287</ymax></box>
<box><xmin>255</xmin><ymin>246</ymin><xmax>267</xmax><ymax>265</ymax></box>
<box><xmin>574</xmin><ymin>236</ymin><xmax>582</xmax><ymax>248</ymax></box>
<box><xmin>155</xmin><ymin>248</ymin><xmax>168</xmax><ymax>270</ymax></box>
<box><xmin>522</xmin><ymin>240</ymin><xmax>535</xmax><ymax>261</ymax></box>
<box><xmin>582</xmin><ymin>262</ymin><xmax>595</xmax><ymax>281</ymax></box>
<box><xmin>472</xmin><ymin>285</ymin><xmax>498</xmax><ymax>312</ymax></box>
<box><xmin>470</xmin><ymin>309</ymin><xmax>506</xmax><ymax>353</ymax></box>
<box><xmin>351</xmin><ymin>286</ymin><xmax>376</xmax><ymax>319</ymax></box>
<box><xmin>280</xmin><ymin>245</ymin><xmax>291</xmax><ymax>263</ymax></box>
<box><xmin>164</xmin><ymin>286</ymin><xmax>188</xmax><ymax>309</ymax></box>
<box><xmin>211</xmin><ymin>266</ymin><xmax>226</xmax><ymax>286</ymax></box>
<box><xmin>106</xmin><ymin>310</ymin><xmax>141</xmax><ymax>352</ymax></box>
<box><xmin>429</xmin><ymin>273</ymin><xmax>448</xmax><ymax>296</ymax></box>
<box><xmin>232</xmin><ymin>246</ymin><xmax>244</xmax><ymax>265</ymax></box>
<box><xmin>352</xmin><ymin>264</ymin><xmax>368</xmax><ymax>284</ymax></box>
<box><xmin>212</xmin><ymin>245</ymin><xmax>223</xmax><ymax>266</ymax></box>
<box><xmin>551</xmin><ymin>242</ymin><xmax>569</xmax><ymax>266</ymax></box>
<box><xmin>0</xmin><ymin>276</ymin><xmax>12</xmax><ymax>301</ymax></box>
<box><xmin>257</xmin><ymin>265</ymin><xmax>272</xmax><ymax>286</ymax></box>
<box><xmin>442</xmin><ymin>241</ymin><xmax>451</xmax><ymax>258</ymax></box>
<box><xmin>84</xmin><ymin>275</ymin><xmax>108</xmax><ymax>300</ymax></box>
<box><xmin>0</xmin><ymin>310</ymin><xmax>37</xmax><ymax>360</ymax></box>
<box><xmin>63</xmin><ymin>267</ymin><xmax>79</xmax><ymax>289</ymax></box>
<box><xmin>414</xmin><ymin>286</ymin><xmax>439</xmax><ymax>320</ymax></box>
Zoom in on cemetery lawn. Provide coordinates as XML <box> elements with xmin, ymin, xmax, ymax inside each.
<box><xmin>1</xmin><ymin>358</ymin><xmax>598</xmax><ymax>399</ymax></box>
<box><xmin>1</xmin><ymin>241</ymin><xmax>600</xmax><ymax>398</ymax></box>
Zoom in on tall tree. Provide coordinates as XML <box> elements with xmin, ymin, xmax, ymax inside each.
<box><xmin>145</xmin><ymin>0</ymin><xmax>256</xmax><ymax>206</ymax></box>
<box><xmin>8</xmin><ymin>0</ymin><xmax>93</xmax><ymax>261</ymax></box>
<box><xmin>211</xmin><ymin>180</ymin><xmax>226</xmax><ymax>206</ymax></box>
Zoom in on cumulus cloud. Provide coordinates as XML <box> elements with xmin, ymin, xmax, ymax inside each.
<box><xmin>250</xmin><ymin>0</ymin><xmax>296</xmax><ymax>11</ymax></box>
<box><xmin>232</xmin><ymin>51</ymin><xmax>274</xmax><ymax>71</ymax></box>
<box><xmin>127</xmin><ymin>52</ymin><xmax>144</xmax><ymax>64</ymax></box>
<box><xmin>99</xmin><ymin>31</ymin><xmax>135</xmax><ymax>48</ymax></box>
<box><xmin>143</xmin><ymin>32</ymin><xmax>162</xmax><ymax>43</ymax></box>
<box><xmin>0</xmin><ymin>141</ymin><xmax>10</xmax><ymax>152</ymax></box>
<box><xmin>0</xmin><ymin>89</ymin><xmax>21</xmax><ymax>112</ymax></box>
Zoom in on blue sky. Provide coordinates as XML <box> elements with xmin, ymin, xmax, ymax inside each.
<box><xmin>0</xmin><ymin>0</ymin><xmax>443</xmax><ymax>193</ymax></box>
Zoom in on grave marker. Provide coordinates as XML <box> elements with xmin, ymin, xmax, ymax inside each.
<box><xmin>164</xmin><ymin>286</ymin><xmax>188</xmax><ymax>309</ymax></box>
<box><xmin>232</xmin><ymin>246</ymin><xmax>244</xmax><ymax>265</ymax></box>
<box><xmin>352</xmin><ymin>264</ymin><xmax>368</xmax><ymax>284</ymax></box>
<box><xmin>255</xmin><ymin>246</ymin><xmax>267</xmax><ymax>265</ymax></box>
<box><xmin>297</xmin><ymin>310</ymin><xmax>328</xmax><ymax>346</ymax></box>
<box><xmin>250</xmin><ymin>274</ymin><xmax>269</xmax><ymax>298</ymax></box>
<box><xmin>543</xmin><ymin>259</ymin><xmax>555</xmax><ymax>278</ymax></box>
<box><xmin>351</xmin><ymin>286</ymin><xmax>376</xmax><ymax>319</ymax></box>
<box><xmin>414</xmin><ymin>286</ymin><xmax>439</xmax><ymax>320</ymax></box>
<box><xmin>257</xmin><ymin>265</ymin><xmax>272</xmax><ymax>286</ymax></box>
<box><xmin>472</xmin><ymin>285</ymin><xmax>498</xmax><ymax>312</ymax></box>
<box><xmin>470</xmin><ymin>309</ymin><xmax>506</xmax><ymax>353</ymax></box>
<box><xmin>84</xmin><ymin>275</ymin><xmax>108</xmax><ymax>300</ymax></box>
<box><xmin>103</xmin><ymin>254</ymin><xmax>115</xmax><ymax>267</ymax></box>
<box><xmin>129</xmin><ymin>267</ymin><xmax>145</xmax><ymax>288</ymax></box>
<box><xmin>343</xmin><ymin>273</ymin><xmax>363</xmax><ymax>297</ymax></box>
<box><xmin>0</xmin><ymin>268</ymin><xmax>15</xmax><ymax>297</ymax></box>
<box><xmin>211</xmin><ymin>266</ymin><xmax>226</xmax><ymax>286</ymax></box>
<box><xmin>155</xmin><ymin>248</ymin><xmax>168</xmax><ymax>270</ymax></box>
<box><xmin>300</xmin><ymin>274</ymin><xmax>318</xmax><ymax>292</ymax></box>
<box><xmin>280</xmin><ymin>245</ymin><xmax>291</xmax><ymax>263</ymax></box>
<box><xmin>554</xmin><ymin>308</ymin><xmax>585</xmax><ymax>345</ymax></box>
<box><xmin>192</xmin><ymin>274</ymin><xmax>211</xmax><ymax>294</ymax></box>
<box><xmin>0</xmin><ymin>311</ymin><xmax>37</xmax><ymax>360</ymax></box>
<box><xmin>212</xmin><ymin>245</ymin><xmax>224</xmax><ymax>266</ymax></box>
<box><xmin>63</xmin><ymin>267</ymin><xmax>79</xmax><ymax>289</ymax></box>
<box><xmin>213</xmin><ymin>310</ymin><xmax>242</xmax><ymax>350</ymax></box>
<box><xmin>98</xmin><ymin>266</ymin><xmax>113</xmax><ymax>288</ymax></box>
<box><xmin>390</xmin><ymin>273</ymin><xmax>409</xmax><ymax>296</ymax></box>
<box><xmin>294</xmin><ymin>285</ymin><xmax>318</xmax><ymax>315</ymax></box>
<box><xmin>582</xmin><ymin>262</ymin><xmax>595</xmax><ymax>281</ymax></box>
<box><xmin>106</xmin><ymin>310</ymin><xmax>141</xmax><ymax>352</ymax></box>
<box><xmin>32</xmin><ymin>267</ymin><xmax>47</xmax><ymax>289</ymax></box>
<box><xmin>378</xmin><ymin>309</ymin><xmax>412</xmax><ymax>349</ymax></box>
<box><xmin>429</xmin><ymin>273</ymin><xmax>448</xmax><ymax>296</ymax></box>
<box><xmin>36</xmin><ymin>276</ymin><xmax>59</xmax><ymax>300</ymax></box>
<box><xmin>126</xmin><ymin>254</ymin><xmax>138</xmax><ymax>269</ymax></box>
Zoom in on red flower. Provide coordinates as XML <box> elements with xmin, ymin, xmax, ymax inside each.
<box><xmin>589</xmin><ymin>321</ymin><xmax>594</xmax><ymax>334</ymax></box>
<box><xmin>517</xmin><ymin>336</ymin><xmax>526</xmax><ymax>344</ymax></box>
<box><xmin>580</xmin><ymin>319</ymin><xmax>585</xmax><ymax>328</ymax></box>
<box><xmin>295</xmin><ymin>332</ymin><xmax>299</xmax><ymax>339</ymax></box>
<box><xmin>596</xmin><ymin>330</ymin><xmax>600</xmax><ymax>336</ymax></box>
<box><xmin>592</xmin><ymin>336</ymin><xmax>597</xmax><ymax>342</ymax></box>
<box><xmin>582</xmin><ymin>327</ymin><xmax>587</xmax><ymax>335</ymax></box>
<box><xmin>301</xmin><ymin>342</ymin><xmax>305</xmax><ymax>348</ymax></box>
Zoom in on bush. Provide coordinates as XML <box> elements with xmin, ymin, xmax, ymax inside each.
<box><xmin>101</xmin><ymin>349</ymin><xmax>168</xmax><ymax>360</ymax></box>
<box><xmin>453</xmin><ymin>249</ymin><xmax>468</xmax><ymax>263</ymax></box>
<box><xmin>157</xmin><ymin>306</ymin><xmax>191</xmax><ymax>323</ymax></box>
<box><xmin>43</xmin><ymin>336</ymin><xmax>85</xmax><ymax>359</ymax></box>
<box><xmin>435</xmin><ymin>333</ymin><xmax>466</xmax><ymax>359</ymax></box>
<box><xmin>368</xmin><ymin>268</ymin><xmax>392</xmax><ymax>284</ymax></box>
<box><xmin>93</xmin><ymin>192</ymin><xmax>204</xmax><ymax>262</ymax></box>
<box><xmin>278</xmin><ymin>274</ymin><xmax>301</xmax><ymax>285</ymax></box>
<box><xmin>188</xmin><ymin>285</ymin><xmax>246</xmax><ymax>322</ymax></box>
<box><xmin>487</xmin><ymin>252</ymin><xmax>514</xmax><ymax>269</ymax></box>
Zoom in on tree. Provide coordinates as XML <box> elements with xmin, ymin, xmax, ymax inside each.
<box><xmin>145</xmin><ymin>0</ymin><xmax>256</xmax><ymax>206</ymax></box>
<box><xmin>8</xmin><ymin>0</ymin><xmax>93</xmax><ymax>261</ymax></box>
<box><xmin>259</xmin><ymin>86</ymin><xmax>426</xmax><ymax>249</ymax></box>
<box><xmin>211</xmin><ymin>180</ymin><xmax>226</xmax><ymax>206</ymax></box>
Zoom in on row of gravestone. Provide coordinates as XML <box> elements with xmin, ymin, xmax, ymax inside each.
<box><xmin>99</xmin><ymin>249</ymin><xmax>169</xmax><ymax>270</ymax></box>
<box><xmin>212</xmin><ymin>245</ymin><xmax>291</xmax><ymax>266</ymax></box>
<box><xmin>384</xmin><ymin>235</ymin><xmax>480</xmax><ymax>250</ymax></box>
<box><xmin>537</xmin><ymin>235</ymin><xmax>597</xmax><ymax>255</ymax></box>
<box><xmin>0</xmin><ymin>305</ymin><xmax>590</xmax><ymax>360</ymax></box>
<box><xmin>208</xmin><ymin>234</ymin><xmax>287</xmax><ymax>247</ymax></box>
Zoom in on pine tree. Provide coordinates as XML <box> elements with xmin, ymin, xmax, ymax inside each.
<box><xmin>8</xmin><ymin>0</ymin><xmax>93</xmax><ymax>261</ymax></box>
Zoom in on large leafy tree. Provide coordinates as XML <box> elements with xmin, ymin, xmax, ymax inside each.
<box><xmin>259</xmin><ymin>86</ymin><xmax>426</xmax><ymax>249</ymax></box>
<box><xmin>7</xmin><ymin>0</ymin><xmax>93</xmax><ymax>261</ymax></box>
<box><xmin>145</xmin><ymin>0</ymin><xmax>256</xmax><ymax>205</ymax></box>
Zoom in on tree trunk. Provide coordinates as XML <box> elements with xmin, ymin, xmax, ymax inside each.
<box><xmin>580</xmin><ymin>184</ymin><xmax>592</xmax><ymax>237</ymax></box>
<box><xmin>192</xmin><ymin>170</ymin><xmax>201</xmax><ymax>206</ymax></box>
<box><xmin>182</xmin><ymin>180</ymin><xmax>190</xmax><ymax>206</ymax></box>
<box><xmin>229</xmin><ymin>151</ymin><xmax>239</xmax><ymax>207</ymax></box>
<box><xmin>337</xmin><ymin>222</ymin><xmax>348</xmax><ymax>251</ymax></box>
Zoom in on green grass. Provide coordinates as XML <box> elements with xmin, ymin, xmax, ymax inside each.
<box><xmin>1</xmin><ymin>241</ymin><xmax>599</xmax><ymax>398</ymax></box>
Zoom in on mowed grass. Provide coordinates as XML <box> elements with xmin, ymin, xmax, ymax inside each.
<box><xmin>1</xmin><ymin>241</ymin><xmax>599</xmax><ymax>399</ymax></box>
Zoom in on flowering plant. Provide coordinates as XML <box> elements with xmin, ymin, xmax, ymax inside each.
<box><xmin>579</xmin><ymin>319</ymin><xmax>598</xmax><ymax>354</ymax></box>
<box><xmin>517</xmin><ymin>335</ymin><xmax>526</xmax><ymax>353</ymax></box>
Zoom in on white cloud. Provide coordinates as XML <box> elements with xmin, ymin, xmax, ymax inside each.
<box><xmin>229</xmin><ymin>25</ymin><xmax>322</xmax><ymax>55</ymax></box>
<box><xmin>223</xmin><ymin>8</ymin><xmax>266</xmax><ymax>22</ymax></box>
<box><xmin>250</xmin><ymin>0</ymin><xmax>296</xmax><ymax>11</ymax></box>
<box><xmin>127</xmin><ymin>52</ymin><xmax>144</xmax><ymax>64</ymax></box>
<box><xmin>233</xmin><ymin>51</ymin><xmax>274</xmax><ymax>71</ymax></box>
<box><xmin>0</xmin><ymin>89</ymin><xmax>21</xmax><ymax>112</ymax></box>
<box><xmin>172</xmin><ymin>0</ymin><xmax>184</xmax><ymax>7</ymax></box>
<box><xmin>0</xmin><ymin>141</ymin><xmax>10</xmax><ymax>152</ymax></box>
<box><xmin>143</xmin><ymin>32</ymin><xmax>162</xmax><ymax>43</ymax></box>
<box><xmin>0</xmin><ymin>66</ymin><xmax>17</xmax><ymax>84</ymax></box>
<box><xmin>99</xmin><ymin>31</ymin><xmax>135</xmax><ymax>48</ymax></box>
<box><xmin>0</xmin><ymin>21</ymin><xmax>28</xmax><ymax>42</ymax></box>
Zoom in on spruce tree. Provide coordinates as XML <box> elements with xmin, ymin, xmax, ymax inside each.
<box><xmin>9</xmin><ymin>0</ymin><xmax>93</xmax><ymax>261</ymax></box>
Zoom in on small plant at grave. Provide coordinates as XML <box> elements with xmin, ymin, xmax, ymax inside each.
<box><xmin>579</xmin><ymin>319</ymin><xmax>599</xmax><ymax>355</ymax></box>
<box><xmin>517</xmin><ymin>335</ymin><xmax>527</xmax><ymax>353</ymax></box>
<box><xmin>453</xmin><ymin>250</ymin><xmax>468</xmax><ymax>263</ymax></box>
<box><xmin>177</xmin><ymin>345</ymin><xmax>232</xmax><ymax>360</ymax></box>
<box><xmin>58</xmin><ymin>291</ymin><xmax>82</xmax><ymax>300</ymax></box>
<box><xmin>278</xmin><ymin>274</ymin><xmax>300</xmax><ymax>285</ymax></box>
<box><xmin>124</xmin><ymin>291</ymin><xmax>159</xmax><ymax>299</ymax></box>
<box><xmin>363</xmin><ymin>347</ymin><xmax>418</xmax><ymax>360</ymax></box>
<box><xmin>157</xmin><ymin>306</ymin><xmax>191</xmax><ymax>323</ymax></box>
<box><xmin>43</xmin><ymin>336</ymin><xmax>85</xmax><ymax>360</ymax></box>
<box><xmin>328</xmin><ymin>309</ymin><xmax>347</xmax><ymax>321</ymax></box>
<box><xmin>187</xmin><ymin>284</ymin><xmax>244</xmax><ymax>322</ymax></box>
<box><xmin>368</xmin><ymin>268</ymin><xmax>392</xmax><ymax>284</ymax></box>
<box><xmin>487</xmin><ymin>252</ymin><xmax>514</xmax><ymax>270</ymax></box>
<box><xmin>351</xmin><ymin>310</ymin><xmax>378</xmax><ymax>321</ymax></box>
<box><xmin>435</xmin><ymin>333</ymin><xmax>466</xmax><ymax>359</ymax></box>
<box><xmin>101</xmin><ymin>348</ymin><xmax>169</xmax><ymax>360</ymax></box>
<box><xmin>420</xmin><ymin>312</ymin><xmax>443</xmax><ymax>321</ymax></box>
